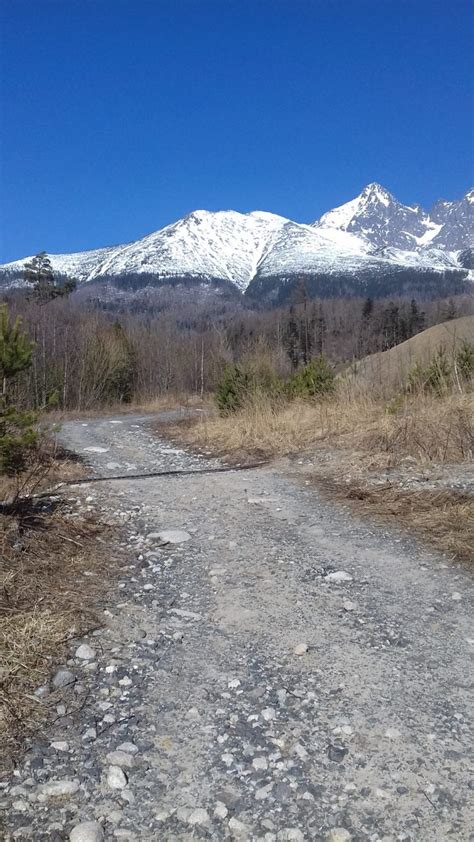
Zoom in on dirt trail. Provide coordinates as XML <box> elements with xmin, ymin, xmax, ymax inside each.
<box><xmin>1</xmin><ymin>413</ymin><xmax>473</xmax><ymax>841</ymax></box>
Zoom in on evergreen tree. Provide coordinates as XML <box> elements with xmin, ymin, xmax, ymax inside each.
<box><xmin>0</xmin><ymin>305</ymin><xmax>37</xmax><ymax>475</ymax></box>
<box><xmin>288</xmin><ymin>355</ymin><xmax>335</xmax><ymax>399</ymax></box>
<box><xmin>284</xmin><ymin>307</ymin><xmax>299</xmax><ymax>369</ymax></box>
<box><xmin>408</xmin><ymin>299</ymin><xmax>425</xmax><ymax>336</ymax></box>
<box><xmin>362</xmin><ymin>297</ymin><xmax>374</xmax><ymax>319</ymax></box>
<box><xmin>24</xmin><ymin>252</ymin><xmax>77</xmax><ymax>303</ymax></box>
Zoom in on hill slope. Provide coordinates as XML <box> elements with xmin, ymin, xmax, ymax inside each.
<box><xmin>348</xmin><ymin>315</ymin><xmax>474</xmax><ymax>396</ymax></box>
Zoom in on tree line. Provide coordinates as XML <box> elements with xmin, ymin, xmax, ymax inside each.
<box><xmin>0</xmin><ymin>254</ymin><xmax>472</xmax><ymax>414</ymax></box>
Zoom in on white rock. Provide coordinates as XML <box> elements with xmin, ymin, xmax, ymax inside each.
<box><xmin>293</xmin><ymin>742</ymin><xmax>309</xmax><ymax>760</ymax></box>
<box><xmin>40</xmin><ymin>779</ymin><xmax>80</xmax><ymax>798</ymax></box>
<box><xmin>187</xmin><ymin>808</ymin><xmax>210</xmax><ymax>826</ymax></box>
<box><xmin>277</xmin><ymin>831</ymin><xmax>305</xmax><ymax>842</ymax></box>
<box><xmin>154</xmin><ymin>529</ymin><xmax>191</xmax><ymax>545</ymax></box>
<box><xmin>52</xmin><ymin>668</ymin><xmax>76</xmax><ymax>689</ymax></box>
<box><xmin>385</xmin><ymin>727</ymin><xmax>401</xmax><ymax>740</ymax></box>
<box><xmin>83</xmin><ymin>446</ymin><xmax>109</xmax><ymax>453</ymax></box>
<box><xmin>75</xmin><ymin>644</ymin><xmax>96</xmax><ymax>660</ymax></box>
<box><xmin>452</xmin><ymin>592</ymin><xmax>462</xmax><ymax>601</ymax></box>
<box><xmin>327</xmin><ymin>830</ymin><xmax>351</xmax><ymax>842</ymax></box>
<box><xmin>155</xmin><ymin>809</ymin><xmax>174</xmax><ymax>822</ymax></box>
<box><xmin>214</xmin><ymin>801</ymin><xmax>228</xmax><ymax>819</ymax></box>
<box><xmin>107</xmin><ymin>765</ymin><xmax>128</xmax><ymax>789</ymax></box>
<box><xmin>252</xmin><ymin>756</ymin><xmax>268</xmax><ymax>770</ymax></box>
<box><xmin>186</xmin><ymin>707</ymin><xmax>200</xmax><ymax>720</ymax></box>
<box><xmin>70</xmin><ymin>821</ymin><xmax>104</xmax><ymax>842</ymax></box>
<box><xmin>293</xmin><ymin>643</ymin><xmax>308</xmax><ymax>656</ymax></box>
<box><xmin>229</xmin><ymin>817</ymin><xmax>249</xmax><ymax>838</ymax></box>
<box><xmin>105</xmin><ymin>751</ymin><xmax>135</xmax><ymax>768</ymax></box>
<box><xmin>261</xmin><ymin>706</ymin><xmax>277</xmax><ymax>721</ymax></box>
<box><xmin>255</xmin><ymin>782</ymin><xmax>274</xmax><ymax>800</ymax></box>
<box><xmin>50</xmin><ymin>741</ymin><xmax>69</xmax><ymax>752</ymax></box>
<box><xmin>342</xmin><ymin>599</ymin><xmax>356</xmax><ymax>611</ymax></box>
<box><xmin>117</xmin><ymin>741</ymin><xmax>139</xmax><ymax>755</ymax></box>
<box><xmin>325</xmin><ymin>571</ymin><xmax>353</xmax><ymax>583</ymax></box>
<box><xmin>12</xmin><ymin>800</ymin><xmax>28</xmax><ymax>811</ymax></box>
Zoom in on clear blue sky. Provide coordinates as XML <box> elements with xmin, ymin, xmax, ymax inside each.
<box><xmin>1</xmin><ymin>0</ymin><xmax>473</xmax><ymax>262</ymax></box>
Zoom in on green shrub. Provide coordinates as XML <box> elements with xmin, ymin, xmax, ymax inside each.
<box><xmin>288</xmin><ymin>356</ymin><xmax>335</xmax><ymax>399</ymax></box>
<box><xmin>215</xmin><ymin>360</ymin><xmax>285</xmax><ymax>414</ymax></box>
<box><xmin>456</xmin><ymin>341</ymin><xmax>474</xmax><ymax>382</ymax></box>
<box><xmin>0</xmin><ymin>405</ymin><xmax>38</xmax><ymax>475</ymax></box>
<box><xmin>423</xmin><ymin>348</ymin><xmax>452</xmax><ymax>395</ymax></box>
<box><xmin>407</xmin><ymin>347</ymin><xmax>456</xmax><ymax>396</ymax></box>
<box><xmin>215</xmin><ymin>364</ymin><xmax>250</xmax><ymax>414</ymax></box>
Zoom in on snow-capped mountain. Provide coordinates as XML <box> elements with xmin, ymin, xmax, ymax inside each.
<box><xmin>1</xmin><ymin>184</ymin><xmax>472</xmax><ymax>302</ymax></box>
<box><xmin>314</xmin><ymin>183</ymin><xmax>473</xmax><ymax>252</ymax></box>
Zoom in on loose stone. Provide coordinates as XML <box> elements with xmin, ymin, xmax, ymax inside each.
<box><xmin>277</xmin><ymin>831</ymin><xmax>305</xmax><ymax>842</ymax></box>
<box><xmin>105</xmin><ymin>750</ymin><xmax>135</xmax><ymax>768</ymax></box>
<box><xmin>75</xmin><ymin>644</ymin><xmax>96</xmax><ymax>660</ymax></box>
<box><xmin>69</xmin><ymin>821</ymin><xmax>105</xmax><ymax>842</ymax></box>
<box><xmin>214</xmin><ymin>801</ymin><xmax>228</xmax><ymax>819</ymax></box>
<box><xmin>107</xmin><ymin>765</ymin><xmax>128</xmax><ymax>789</ymax></box>
<box><xmin>52</xmin><ymin>668</ymin><xmax>76</xmax><ymax>689</ymax></box>
<box><xmin>116</xmin><ymin>741</ymin><xmax>139</xmax><ymax>755</ymax></box>
<box><xmin>342</xmin><ymin>599</ymin><xmax>356</xmax><ymax>611</ymax></box>
<box><xmin>261</xmin><ymin>707</ymin><xmax>277</xmax><ymax>721</ymax></box>
<box><xmin>325</xmin><ymin>571</ymin><xmax>353</xmax><ymax>583</ymax></box>
<box><xmin>154</xmin><ymin>529</ymin><xmax>191</xmax><ymax>544</ymax></box>
<box><xmin>187</xmin><ymin>808</ymin><xmax>210</xmax><ymax>825</ymax></box>
<box><xmin>385</xmin><ymin>727</ymin><xmax>401</xmax><ymax>740</ymax></box>
<box><xmin>50</xmin><ymin>741</ymin><xmax>69</xmax><ymax>752</ymax></box>
<box><xmin>228</xmin><ymin>816</ymin><xmax>249</xmax><ymax>838</ymax></box>
<box><xmin>40</xmin><ymin>779</ymin><xmax>80</xmax><ymax>798</ymax></box>
<box><xmin>327</xmin><ymin>830</ymin><xmax>352</xmax><ymax>842</ymax></box>
<box><xmin>293</xmin><ymin>643</ymin><xmax>308</xmax><ymax>656</ymax></box>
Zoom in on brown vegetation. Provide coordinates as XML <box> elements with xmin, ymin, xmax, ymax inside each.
<box><xmin>0</xmin><ymin>455</ymin><xmax>114</xmax><ymax>775</ymax></box>
<box><xmin>163</xmin><ymin>386</ymin><xmax>473</xmax><ymax>561</ymax></box>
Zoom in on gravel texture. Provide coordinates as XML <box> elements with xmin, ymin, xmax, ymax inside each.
<box><xmin>1</xmin><ymin>413</ymin><xmax>472</xmax><ymax>841</ymax></box>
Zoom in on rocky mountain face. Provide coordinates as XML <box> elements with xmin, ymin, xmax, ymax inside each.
<box><xmin>315</xmin><ymin>183</ymin><xmax>473</xmax><ymax>252</ymax></box>
<box><xmin>1</xmin><ymin>184</ymin><xmax>472</xmax><ymax>303</ymax></box>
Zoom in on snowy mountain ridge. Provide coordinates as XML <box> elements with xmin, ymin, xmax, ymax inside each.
<box><xmin>1</xmin><ymin>184</ymin><xmax>472</xmax><ymax>298</ymax></box>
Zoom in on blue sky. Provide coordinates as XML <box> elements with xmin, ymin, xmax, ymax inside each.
<box><xmin>1</xmin><ymin>0</ymin><xmax>472</xmax><ymax>262</ymax></box>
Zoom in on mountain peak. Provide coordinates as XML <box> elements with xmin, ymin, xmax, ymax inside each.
<box><xmin>361</xmin><ymin>182</ymin><xmax>393</xmax><ymax>199</ymax></box>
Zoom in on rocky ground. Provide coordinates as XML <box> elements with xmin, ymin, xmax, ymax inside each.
<box><xmin>1</xmin><ymin>413</ymin><xmax>472</xmax><ymax>841</ymax></box>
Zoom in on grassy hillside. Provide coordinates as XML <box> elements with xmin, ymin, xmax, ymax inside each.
<box><xmin>348</xmin><ymin>315</ymin><xmax>474</xmax><ymax>396</ymax></box>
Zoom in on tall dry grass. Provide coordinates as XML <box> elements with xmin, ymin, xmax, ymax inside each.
<box><xmin>172</xmin><ymin>387</ymin><xmax>474</xmax><ymax>468</ymax></box>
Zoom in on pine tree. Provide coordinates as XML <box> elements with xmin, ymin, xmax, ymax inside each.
<box><xmin>0</xmin><ymin>305</ymin><xmax>34</xmax><ymax>394</ymax></box>
<box><xmin>24</xmin><ymin>252</ymin><xmax>77</xmax><ymax>303</ymax></box>
<box><xmin>0</xmin><ymin>305</ymin><xmax>37</xmax><ymax>475</ymax></box>
<box><xmin>408</xmin><ymin>299</ymin><xmax>425</xmax><ymax>336</ymax></box>
<box><xmin>362</xmin><ymin>297</ymin><xmax>374</xmax><ymax>319</ymax></box>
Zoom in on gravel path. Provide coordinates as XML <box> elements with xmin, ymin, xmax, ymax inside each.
<box><xmin>1</xmin><ymin>413</ymin><xmax>473</xmax><ymax>841</ymax></box>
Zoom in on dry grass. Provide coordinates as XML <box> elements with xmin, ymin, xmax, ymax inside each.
<box><xmin>322</xmin><ymin>482</ymin><xmax>474</xmax><ymax>562</ymax></box>
<box><xmin>164</xmin><ymin>389</ymin><xmax>473</xmax><ymax>561</ymax></box>
<box><xmin>164</xmin><ymin>390</ymin><xmax>474</xmax><ymax>467</ymax></box>
<box><xmin>0</xmin><ymin>457</ymin><xmax>114</xmax><ymax>776</ymax></box>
